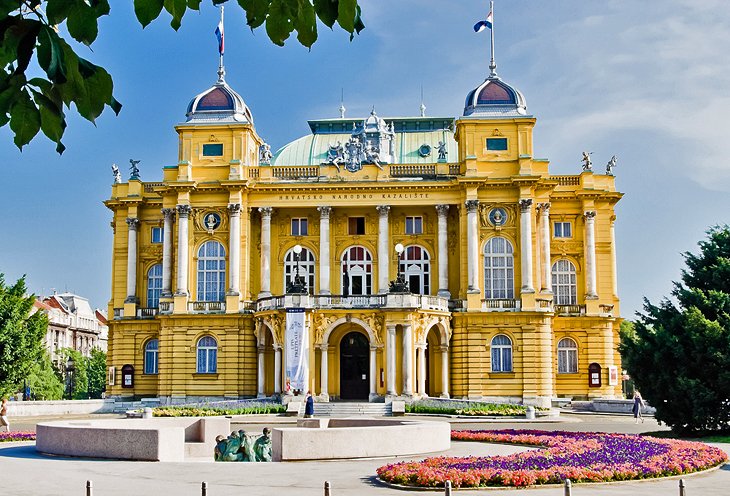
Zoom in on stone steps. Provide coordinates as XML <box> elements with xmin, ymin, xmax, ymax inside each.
<box><xmin>313</xmin><ymin>402</ymin><xmax>391</xmax><ymax>417</ymax></box>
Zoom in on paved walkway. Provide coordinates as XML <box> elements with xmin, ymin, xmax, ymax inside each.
<box><xmin>1</xmin><ymin>414</ymin><xmax>727</xmax><ymax>496</ymax></box>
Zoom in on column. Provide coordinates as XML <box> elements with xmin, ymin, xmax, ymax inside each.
<box><xmin>257</xmin><ymin>345</ymin><xmax>265</xmax><ymax>398</ymax></box>
<box><xmin>417</xmin><ymin>345</ymin><xmax>427</xmax><ymax>397</ymax></box>
<box><xmin>376</xmin><ymin>205</ymin><xmax>391</xmax><ymax>293</ymax></box>
<box><xmin>369</xmin><ymin>346</ymin><xmax>377</xmax><ymax>401</ymax></box>
<box><xmin>436</xmin><ymin>205</ymin><xmax>450</xmax><ymax>297</ymax></box>
<box><xmin>318</xmin><ymin>206</ymin><xmax>332</xmax><ymax>294</ymax></box>
<box><xmin>584</xmin><ymin>211</ymin><xmax>598</xmax><ymax>298</ymax></box>
<box><xmin>175</xmin><ymin>205</ymin><xmax>191</xmax><ymax>296</ymax></box>
<box><xmin>258</xmin><ymin>207</ymin><xmax>273</xmax><ymax>298</ymax></box>
<box><xmin>538</xmin><ymin>203</ymin><xmax>552</xmax><ymax>293</ymax></box>
<box><xmin>465</xmin><ymin>200</ymin><xmax>480</xmax><ymax>293</ymax></box>
<box><xmin>386</xmin><ymin>325</ymin><xmax>396</xmax><ymax>396</ymax></box>
<box><xmin>161</xmin><ymin>208</ymin><xmax>174</xmax><ymax>297</ymax></box>
<box><xmin>227</xmin><ymin>203</ymin><xmax>241</xmax><ymax>295</ymax></box>
<box><xmin>402</xmin><ymin>324</ymin><xmax>413</xmax><ymax>396</ymax></box>
<box><xmin>519</xmin><ymin>199</ymin><xmax>535</xmax><ymax>293</ymax></box>
<box><xmin>125</xmin><ymin>218</ymin><xmax>140</xmax><ymax>303</ymax></box>
<box><xmin>274</xmin><ymin>345</ymin><xmax>282</xmax><ymax>394</ymax></box>
<box><xmin>440</xmin><ymin>346</ymin><xmax>450</xmax><ymax>398</ymax></box>
<box><xmin>320</xmin><ymin>345</ymin><xmax>329</xmax><ymax>400</ymax></box>
<box><xmin>610</xmin><ymin>215</ymin><xmax>618</xmax><ymax>296</ymax></box>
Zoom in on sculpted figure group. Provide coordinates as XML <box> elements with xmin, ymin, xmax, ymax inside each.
<box><xmin>214</xmin><ymin>427</ymin><xmax>272</xmax><ymax>462</ymax></box>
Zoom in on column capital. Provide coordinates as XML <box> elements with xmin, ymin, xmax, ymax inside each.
<box><xmin>126</xmin><ymin>217</ymin><xmax>140</xmax><ymax>230</ymax></box>
<box><xmin>464</xmin><ymin>199</ymin><xmax>479</xmax><ymax>213</ymax></box>
<box><xmin>161</xmin><ymin>208</ymin><xmax>176</xmax><ymax>219</ymax></box>
<box><xmin>228</xmin><ymin>203</ymin><xmax>242</xmax><ymax>215</ymax></box>
<box><xmin>386</xmin><ymin>324</ymin><xmax>397</xmax><ymax>333</ymax></box>
<box><xmin>370</xmin><ymin>345</ymin><xmax>379</xmax><ymax>352</ymax></box>
<box><xmin>257</xmin><ymin>345</ymin><xmax>266</xmax><ymax>353</ymax></box>
<box><xmin>319</xmin><ymin>344</ymin><xmax>329</xmax><ymax>352</ymax></box>
<box><xmin>435</xmin><ymin>204</ymin><xmax>450</xmax><ymax>216</ymax></box>
<box><xmin>317</xmin><ymin>205</ymin><xmax>332</xmax><ymax>218</ymax></box>
<box><xmin>519</xmin><ymin>198</ymin><xmax>533</xmax><ymax>212</ymax></box>
<box><xmin>273</xmin><ymin>343</ymin><xmax>282</xmax><ymax>351</ymax></box>
<box><xmin>537</xmin><ymin>202</ymin><xmax>550</xmax><ymax>214</ymax></box>
<box><xmin>376</xmin><ymin>205</ymin><xmax>391</xmax><ymax>216</ymax></box>
<box><xmin>584</xmin><ymin>210</ymin><xmax>597</xmax><ymax>220</ymax></box>
<box><xmin>258</xmin><ymin>206</ymin><xmax>273</xmax><ymax>218</ymax></box>
<box><xmin>176</xmin><ymin>204</ymin><xmax>192</xmax><ymax>217</ymax></box>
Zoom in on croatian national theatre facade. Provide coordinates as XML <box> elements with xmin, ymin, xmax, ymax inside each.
<box><xmin>105</xmin><ymin>57</ymin><xmax>622</xmax><ymax>408</ymax></box>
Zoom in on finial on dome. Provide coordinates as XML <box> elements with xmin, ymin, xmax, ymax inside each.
<box><xmin>215</xmin><ymin>5</ymin><xmax>225</xmax><ymax>83</ymax></box>
<box><xmin>339</xmin><ymin>88</ymin><xmax>346</xmax><ymax>118</ymax></box>
<box><xmin>420</xmin><ymin>85</ymin><xmax>426</xmax><ymax>117</ymax></box>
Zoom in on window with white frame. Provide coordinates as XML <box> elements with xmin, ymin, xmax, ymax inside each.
<box><xmin>284</xmin><ymin>247</ymin><xmax>316</xmax><ymax>293</ymax></box>
<box><xmin>557</xmin><ymin>337</ymin><xmax>578</xmax><ymax>373</ymax></box>
<box><xmin>147</xmin><ymin>264</ymin><xmax>163</xmax><ymax>308</ymax></box>
<box><xmin>291</xmin><ymin>218</ymin><xmax>308</xmax><ymax>236</ymax></box>
<box><xmin>196</xmin><ymin>336</ymin><xmax>217</xmax><ymax>373</ymax></box>
<box><xmin>405</xmin><ymin>216</ymin><xmax>423</xmax><ymax>235</ymax></box>
<box><xmin>144</xmin><ymin>339</ymin><xmax>159</xmax><ymax>375</ymax></box>
<box><xmin>554</xmin><ymin>222</ymin><xmax>572</xmax><ymax>238</ymax></box>
<box><xmin>342</xmin><ymin>246</ymin><xmax>373</xmax><ymax>296</ymax></box>
<box><xmin>399</xmin><ymin>245</ymin><xmax>430</xmax><ymax>294</ymax></box>
<box><xmin>484</xmin><ymin>237</ymin><xmax>514</xmax><ymax>299</ymax></box>
<box><xmin>197</xmin><ymin>241</ymin><xmax>226</xmax><ymax>302</ymax></box>
<box><xmin>151</xmin><ymin>227</ymin><xmax>163</xmax><ymax>243</ymax></box>
<box><xmin>552</xmin><ymin>259</ymin><xmax>577</xmax><ymax>305</ymax></box>
<box><xmin>490</xmin><ymin>334</ymin><xmax>513</xmax><ymax>372</ymax></box>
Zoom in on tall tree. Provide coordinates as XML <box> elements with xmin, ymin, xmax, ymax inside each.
<box><xmin>0</xmin><ymin>0</ymin><xmax>364</xmax><ymax>153</ymax></box>
<box><xmin>87</xmin><ymin>347</ymin><xmax>106</xmax><ymax>399</ymax></box>
<box><xmin>620</xmin><ymin>226</ymin><xmax>730</xmax><ymax>434</ymax></box>
<box><xmin>0</xmin><ymin>274</ymin><xmax>47</xmax><ymax>398</ymax></box>
<box><xmin>26</xmin><ymin>350</ymin><xmax>64</xmax><ymax>400</ymax></box>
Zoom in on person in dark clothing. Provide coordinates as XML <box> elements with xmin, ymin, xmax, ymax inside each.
<box><xmin>304</xmin><ymin>390</ymin><xmax>314</xmax><ymax>418</ymax></box>
<box><xmin>632</xmin><ymin>391</ymin><xmax>645</xmax><ymax>423</ymax></box>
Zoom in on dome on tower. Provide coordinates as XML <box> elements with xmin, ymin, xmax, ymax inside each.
<box><xmin>185</xmin><ymin>80</ymin><xmax>253</xmax><ymax>124</ymax></box>
<box><xmin>463</xmin><ymin>76</ymin><xmax>527</xmax><ymax>118</ymax></box>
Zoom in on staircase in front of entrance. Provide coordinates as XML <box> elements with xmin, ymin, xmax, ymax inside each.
<box><xmin>314</xmin><ymin>402</ymin><xmax>392</xmax><ymax>417</ymax></box>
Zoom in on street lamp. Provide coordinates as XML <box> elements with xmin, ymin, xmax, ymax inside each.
<box><xmin>286</xmin><ymin>244</ymin><xmax>307</xmax><ymax>294</ymax></box>
<box><xmin>65</xmin><ymin>356</ymin><xmax>76</xmax><ymax>400</ymax></box>
<box><xmin>389</xmin><ymin>243</ymin><xmax>410</xmax><ymax>293</ymax></box>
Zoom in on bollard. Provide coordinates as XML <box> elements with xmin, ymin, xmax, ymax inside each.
<box><xmin>86</xmin><ymin>480</ymin><xmax>93</xmax><ymax>496</ymax></box>
<box><xmin>679</xmin><ymin>479</ymin><xmax>686</xmax><ymax>496</ymax></box>
<box><xmin>201</xmin><ymin>481</ymin><xmax>207</xmax><ymax>496</ymax></box>
<box><xmin>526</xmin><ymin>405</ymin><xmax>536</xmax><ymax>420</ymax></box>
<box><xmin>142</xmin><ymin>407</ymin><xmax>153</xmax><ymax>419</ymax></box>
<box><xmin>323</xmin><ymin>480</ymin><xmax>331</xmax><ymax>496</ymax></box>
<box><xmin>564</xmin><ymin>479</ymin><xmax>572</xmax><ymax>496</ymax></box>
<box><xmin>444</xmin><ymin>480</ymin><xmax>452</xmax><ymax>495</ymax></box>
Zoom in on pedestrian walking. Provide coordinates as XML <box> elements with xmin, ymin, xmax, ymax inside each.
<box><xmin>632</xmin><ymin>391</ymin><xmax>645</xmax><ymax>423</ymax></box>
<box><xmin>304</xmin><ymin>390</ymin><xmax>314</xmax><ymax>418</ymax></box>
<box><xmin>1</xmin><ymin>398</ymin><xmax>9</xmax><ymax>432</ymax></box>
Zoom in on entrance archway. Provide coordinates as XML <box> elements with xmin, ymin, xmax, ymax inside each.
<box><xmin>339</xmin><ymin>331</ymin><xmax>369</xmax><ymax>400</ymax></box>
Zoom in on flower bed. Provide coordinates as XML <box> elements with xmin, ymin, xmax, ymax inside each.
<box><xmin>0</xmin><ymin>431</ymin><xmax>36</xmax><ymax>443</ymax></box>
<box><xmin>153</xmin><ymin>399</ymin><xmax>285</xmax><ymax>417</ymax></box>
<box><xmin>406</xmin><ymin>399</ymin><xmax>528</xmax><ymax>417</ymax></box>
<box><xmin>377</xmin><ymin>429</ymin><xmax>728</xmax><ymax>488</ymax></box>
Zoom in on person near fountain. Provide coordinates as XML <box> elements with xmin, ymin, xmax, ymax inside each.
<box><xmin>304</xmin><ymin>391</ymin><xmax>314</xmax><ymax>418</ymax></box>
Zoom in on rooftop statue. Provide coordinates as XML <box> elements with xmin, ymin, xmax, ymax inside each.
<box><xmin>436</xmin><ymin>141</ymin><xmax>448</xmax><ymax>161</ymax></box>
<box><xmin>129</xmin><ymin>159</ymin><xmax>141</xmax><ymax>180</ymax></box>
<box><xmin>581</xmin><ymin>151</ymin><xmax>593</xmax><ymax>172</ymax></box>
<box><xmin>606</xmin><ymin>155</ymin><xmax>617</xmax><ymax>175</ymax></box>
<box><xmin>326</xmin><ymin>141</ymin><xmax>345</xmax><ymax>172</ymax></box>
<box><xmin>259</xmin><ymin>143</ymin><xmax>273</xmax><ymax>165</ymax></box>
<box><xmin>111</xmin><ymin>163</ymin><xmax>122</xmax><ymax>184</ymax></box>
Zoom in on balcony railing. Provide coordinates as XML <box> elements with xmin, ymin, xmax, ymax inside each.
<box><xmin>390</xmin><ymin>164</ymin><xmax>436</xmax><ymax>177</ymax></box>
<box><xmin>159</xmin><ymin>301</ymin><xmax>173</xmax><ymax>314</ymax></box>
<box><xmin>136</xmin><ymin>307</ymin><xmax>159</xmax><ymax>318</ymax></box>
<box><xmin>241</xmin><ymin>301</ymin><xmax>256</xmax><ymax>313</ymax></box>
<box><xmin>272</xmin><ymin>166</ymin><xmax>319</xmax><ymax>179</ymax></box>
<box><xmin>553</xmin><ymin>175</ymin><xmax>580</xmax><ymax>186</ymax></box>
<box><xmin>313</xmin><ymin>294</ymin><xmax>387</xmax><ymax>309</ymax></box>
<box><xmin>599</xmin><ymin>304</ymin><xmax>615</xmax><ymax>316</ymax></box>
<box><xmin>554</xmin><ymin>304</ymin><xmax>586</xmax><ymax>316</ymax></box>
<box><xmin>449</xmin><ymin>164</ymin><xmax>461</xmax><ymax>175</ymax></box>
<box><xmin>536</xmin><ymin>298</ymin><xmax>554</xmax><ymax>312</ymax></box>
<box><xmin>481</xmin><ymin>298</ymin><xmax>520</xmax><ymax>311</ymax></box>
<box><xmin>188</xmin><ymin>301</ymin><xmax>226</xmax><ymax>314</ymax></box>
<box><xmin>113</xmin><ymin>308</ymin><xmax>123</xmax><ymax>319</ymax></box>
<box><xmin>418</xmin><ymin>295</ymin><xmax>450</xmax><ymax>312</ymax></box>
<box><xmin>143</xmin><ymin>182</ymin><xmax>164</xmax><ymax>193</ymax></box>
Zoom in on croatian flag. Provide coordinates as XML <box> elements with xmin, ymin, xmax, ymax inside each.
<box><xmin>474</xmin><ymin>10</ymin><xmax>493</xmax><ymax>33</ymax></box>
<box><xmin>215</xmin><ymin>20</ymin><xmax>224</xmax><ymax>55</ymax></box>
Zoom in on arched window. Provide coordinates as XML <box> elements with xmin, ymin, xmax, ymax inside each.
<box><xmin>557</xmin><ymin>337</ymin><xmax>578</xmax><ymax>373</ymax></box>
<box><xmin>197</xmin><ymin>241</ymin><xmax>226</xmax><ymax>302</ymax></box>
<box><xmin>196</xmin><ymin>336</ymin><xmax>217</xmax><ymax>374</ymax></box>
<box><xmin>490</xmin><ymin>334</ymin><xmax>513</xmax><ymax>372</ymax></box>
<box><xmin>144</xmin><ymin>339</ymin><xmax>159</xmax><ymax>375</ymax></box>
<box><xmin>484</xmin><ymin>237</ymin><xmax>514</xmax><ymax>299</ymax></box>
<box><xmin>552</xmin><ymin>260</ymin><xmax>577</xmax><ymax>305</ymax></box>
<box><xmin>399</xmin><ymin>245</ymin><xmax>431</xmax><ymax>294</ymax></box>
<box><xmin>284</xmin><ymin>247</ymin><xmax>316</xmax><ymax>294</ymax></box>
<box><xmin>146</xmin><ymin>264</ymin><xmax>163</xmax><ymax>308</ymax></box>
<box><xmin>341</xmin><ymin>246</ymin><xmax>373</xmax><ymax>296</ymax></box>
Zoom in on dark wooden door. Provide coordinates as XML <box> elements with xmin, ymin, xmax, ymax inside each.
<box><xmin>339</xmin><ymin>332</ymin><xmax>369</xmax><ymax>400</ymax></box>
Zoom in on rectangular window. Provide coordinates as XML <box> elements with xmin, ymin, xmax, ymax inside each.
<box><xmin>486</xmin><ymin>138</ymin><xmax>508</xmax><ymax>151</ymax></box>
<box><xmin>554</xmin><ymin>222</ymin><xmax>572</xmax><ymax>238</ymax></box>
<box><xmin>151</xmin><ymin>227</ymin><xmax>163</xmax><ymax>244</ymax></box>
<box><xmin>202</xmin><ymin>143</ymin><xmax>223</xmax><ymax>156</ymax></box>
<box><xmin>348</xmin><ymin>217</ymin><xmax>365</xmax><ymax>235</ymax></box>
<box><xmin>291</xmin><ymin>218</ymin><xmax>308</xmax><ymax>236</ymax></box>
<box><xmin>405</xmin><ymin>216</ymin><xmax>423</xmax><ymax>235</ymax></box>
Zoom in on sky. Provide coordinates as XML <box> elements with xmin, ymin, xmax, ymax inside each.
<box><xmin>1</xmin><ymin>0</ymin><xmax>729</xmax><ymax>317</ymax></box>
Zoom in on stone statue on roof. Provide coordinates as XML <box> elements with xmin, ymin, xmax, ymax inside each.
<box><xmin>345</xmin><ymin>136</ymin><xmax>363</xmax><ymax>173</ymax></box>
<box><xmin>259</xmin><ymin>143</ymin><xmax>273</xmax><ymax>165</ymax></box>
<box><xmin>129</xmin><ymin>159</ymin><xmax>141</xmax><ymax>180</ymax></box>
<box><xmin>326</xmin><ymin>141</ymin><xmax>345</xmax><ymax>171</ymax></box>
<box><xmin>436</xmin><ymin>141</ymin><xmax>448</xmax><ymax>161</ymax></box>
<box><xmin>581</xmin><ymin>152</ymin><xmax>593</xmax><ymax>172</ymax></box>
<box><xmin>111</xmin><ymin>163</ymin><xmax>122</xmax><ymax>184</ymax></box>
<box><xmin>606</xmin><ymin>155</ymin><xmax>617</xmax><ymax>175</ymax></box>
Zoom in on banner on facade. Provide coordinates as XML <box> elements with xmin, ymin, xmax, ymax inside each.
<box><xmin>285</xmin><ymin>308</ymin><xmax>308</xmax><ymax>393</ymax></box>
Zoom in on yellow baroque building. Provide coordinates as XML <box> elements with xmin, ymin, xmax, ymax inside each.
<box><xmin>105</xmin><ymin>62</ymin><xmax>622</xmax><ymax>408</ymax></box>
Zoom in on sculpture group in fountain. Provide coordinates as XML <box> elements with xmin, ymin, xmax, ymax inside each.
<box><xmin>215</xmin><ymin>427</ymin><xmax>272</xmax><ymax>462</ymax></box>
<box><xmin>325</xmin><ymin>109</ymin><xmax>395</xmax><ymax>172</ymax></box>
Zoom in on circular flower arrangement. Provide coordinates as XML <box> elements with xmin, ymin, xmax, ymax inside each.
<box><xmin>377</xmin><ymin>430</ymin><xmax>728</xmax><ymax>488</ymax></box>
<box><xmin>0</xmin><ymin>431</ymin><xmax>36</xmax><ymax>443</ymax></box>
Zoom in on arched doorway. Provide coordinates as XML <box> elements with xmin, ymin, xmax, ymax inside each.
<box><xmin>339</xmin><ymin>331</ymin><xmax>369</xmax><ymax>400</ymax></box>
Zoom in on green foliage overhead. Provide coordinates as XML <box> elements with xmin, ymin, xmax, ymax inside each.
<box><xmin>0</xmin><ymin>274</ymin><xmax>47</xmax><ymax>398</ymax></box>
<box><xmin>620</xmin><ymin>226</ymin><xmax>730</xmax><ymax>435</ymax></box>
<box><xmin>1</xmin><ymin>0</ymin><xmax>364</xmax><ymax>153</ymax></box>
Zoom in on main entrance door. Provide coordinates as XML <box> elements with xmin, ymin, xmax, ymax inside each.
<box><xmin>339</xmin><ymin>331</ymin><xmax>369</xmax><ymax>400</ymax></box>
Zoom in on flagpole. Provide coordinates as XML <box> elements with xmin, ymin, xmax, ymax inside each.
<box><xmin>218</xmin><ymin>5</ymin><xmax>225</xmax><ymax>82</ymax></box>
<box><xmin>489</xmin><ymin>0</ymin><xmax>497</xmax><ymax>77</ymax></box>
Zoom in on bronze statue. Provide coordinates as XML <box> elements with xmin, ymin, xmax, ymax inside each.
<box><xmin>254</xmin><ymin>427</ymin><xmax>272</xmax><ymax>462</ymax></box>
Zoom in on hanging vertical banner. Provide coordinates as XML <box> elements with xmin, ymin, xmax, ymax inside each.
<box><xmin>285</xmin><ymin>308</ymin><xmax>308</xmax><ymax>393</ymax></box>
